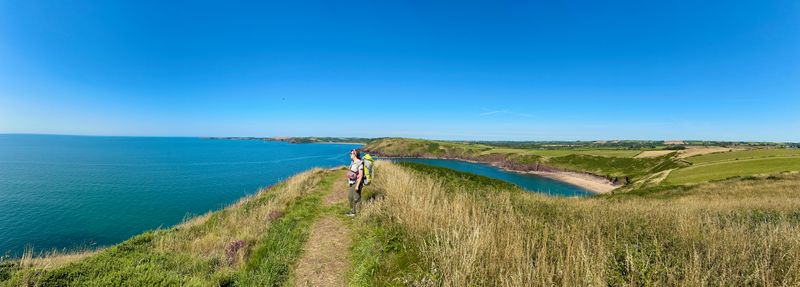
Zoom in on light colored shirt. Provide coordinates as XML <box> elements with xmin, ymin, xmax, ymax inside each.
<box><xmin>349</xmin><ymin>159</ymin><xmax>363</xmax><ymax>184</ymax></box>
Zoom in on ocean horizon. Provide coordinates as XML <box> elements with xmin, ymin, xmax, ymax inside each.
<box><xmin>0</xmin><ymin>134</ymin><xmax>360</xmax><ymax>256</ymax></box>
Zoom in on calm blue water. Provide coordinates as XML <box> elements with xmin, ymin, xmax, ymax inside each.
<box><xmin>391</xmin><ymin>158</ymin><xmax>592</xmax><ymax>197</ymax></box>
<box><xmin>0</xmin><ymin>135</ymin><xmax>590</xmax><ymax>257</ymax></box>
<box><xmin>0</xmin><ymin>134</ymin><xmax>360</xmax><ymax>256</ymax></box>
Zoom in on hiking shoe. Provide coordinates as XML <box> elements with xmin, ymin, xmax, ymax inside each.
<box><xmin>346</xmin><ymin>212</ymin><xmax>356</xmax><ymax>217</ymax></box>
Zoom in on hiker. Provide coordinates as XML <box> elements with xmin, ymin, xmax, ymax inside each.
<box><xmin>346</xmin><ymin>149</ymin><xmax>364</xmax><ymax>217</ymax></box>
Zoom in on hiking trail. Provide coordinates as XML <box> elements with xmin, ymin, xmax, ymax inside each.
<box><xmin>292</xmin><ymin>170</ymin><xmax>353</xmax><ymax>287</ymax></box>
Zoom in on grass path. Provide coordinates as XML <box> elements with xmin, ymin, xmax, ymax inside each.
<box><xmin>235</xmin><ymin>173</ymin><xmax>329</xmax><ymax>286</ymax></box>
<box><xmin>290</xmin><ymin>169</ymin><xmax>353</xmax><ymax>287</ymax></box>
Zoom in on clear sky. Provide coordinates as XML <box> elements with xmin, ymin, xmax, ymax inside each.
<box><xmin>1</xmin><ymin>1</ymin><xmax>798</xmax><ymax>141</ymax></box>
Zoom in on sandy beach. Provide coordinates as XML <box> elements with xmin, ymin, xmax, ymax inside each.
<box><xmin>521</xmin><ymin>170</ymin><xmax>619</xmax><ymax>194</ymax></box>
<box><xmin>375</xmin><ymin>156</ymin><xmax>619</xmax><ymax>194</ymax></box>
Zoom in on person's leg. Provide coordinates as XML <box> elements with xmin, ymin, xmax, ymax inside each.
<box><xmin>352</xmin><ymin>188</ymin><xmax>361</xmax><ymax>214</ymax></box>
<box><xmin>348</xmin><ymin>185</ymin><xmax>356</xmax><ymax>214</ymax></box>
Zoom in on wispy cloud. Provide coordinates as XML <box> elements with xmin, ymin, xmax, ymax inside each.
<box><xmin>479</xmin><ymin>110</ymin><xmax>509</xmax><ymax>116</ymax></box>
<box><xmin>479</xmin><ymin>110</ymin><xmax>533</xmax><ymax>118</ymax></box>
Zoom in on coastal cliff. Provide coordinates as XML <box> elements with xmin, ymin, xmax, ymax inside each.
<box><xmin>5</xmin><ymin>162</ymin><xmax>799</xmax><ymax>286</ymax></box>
<box><xmin>360</xmin><ymin>138</ymin><xmax>686</xmax><ymax>192</ymax></box>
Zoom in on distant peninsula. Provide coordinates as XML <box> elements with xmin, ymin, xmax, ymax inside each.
<box><xmin>204</xmin><ymin>136</ymin><xmax>370</xmax><ymax>144</ymax></box>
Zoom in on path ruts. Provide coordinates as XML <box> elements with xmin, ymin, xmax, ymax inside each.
<box><xmin>292</xmin><ymin>170</ymin><xmax>353</xmax><ymax>287</ymax></box>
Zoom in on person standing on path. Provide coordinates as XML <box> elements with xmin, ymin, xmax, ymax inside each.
<box><xmin>346</xmin><ymin>149</ymin><xmax>364</xmax><ymax>217</ymax></box>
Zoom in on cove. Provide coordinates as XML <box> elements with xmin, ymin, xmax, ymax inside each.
<box><xmin>389</xmin><ymin>158</ymin><xmax>592</xmax><ymax>197</ymax></box>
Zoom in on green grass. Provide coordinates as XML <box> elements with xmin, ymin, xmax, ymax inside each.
<box><xmin>479</xmin><ymin>148</ymin><xmax>642</xmax><ymax>158</ymax></box>
<box><xmin>5</xmin><ymin>231</ymin><xmax>214</xmax><ymax>286</ymax></box>
<box><xmin>364</xmin><ymin>137</ymin><xmax>492</xmax><ymax>158</ymax></box>
<box><xmin>534</xmin><ymin>149</ymin><xmax>642</xmax><ymax>158</ymax></box>
<box><xmin>1</xmin><ymin>169</ymin><xmax>335</xmax><ymax>287</ymax></box>
<box><xmin>348</xmin><ymin>163</ymin><xmax>525</xmax><ymax>286</ymax></box>
<box><xmin>366</xmin><ymin>138</ymin><xmax>644</xmax><ymax>159</ymax></box>
<box><xmin>686</xmin><ymin>148</ymin><xmax>800</xmax><ymax>164</ymax></box>
<box><xmin>4</xmin><ymin>160</ymin><xmax>800</xmax><ymax>286</ymax></box>
<box><xmin>665</xmin><ymin>157</ymin><xmax>800</xmax><ymax>185</ymax></box>
<box><xmin>396</xmin><ymin>162</ymin><xmax>522</xmax><ymax>195</ymax></box>
<box><xmin>357</xmin><ymin>161</ymin><xmax>800</xmax><ymax>286</ymax></box>
<box><xmin>235</xmin><ymin>172</ymin><xmax>335</xmax><ymax>286</ymax></box>
<box><xmin>546</xmin><ymin>153</ymin><xmax>684</xmax><ymax>180</ymax></box>
<box><xmin>365</xmin><ymin>138</ymin><xmax>800</xmax><ymax>187</ymax></box>
<box><xmin>363</xmin><ymin>138</ymin><xmax>682</xmax><ymax>184</ymax></box>
<box><xmin>348</xmin><ymin>219</ymin><xmax>428</xmax><ymax>287</ymax></box>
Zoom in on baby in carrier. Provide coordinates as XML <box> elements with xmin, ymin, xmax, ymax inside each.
<box><xmin>346</xmin><ymin>149</ymin><xmax>364</xmax><ymax>216</ymax></box>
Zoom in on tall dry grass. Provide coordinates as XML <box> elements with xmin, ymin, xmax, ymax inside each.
<box><xmin>4</xmin><ymin>168</ymin><xmax>329</xmax><ymax>286</ymax></box>
<box><xmin>13</xmin><ymin>247</ymin><xmax>98</xmax><ymax>272</ymax></box>
<box><xmin>360</xmin><ymin>161</ymin><xmax>800</xmax><ymax>286</ymax></box>
<box><xmin>153</xmin><ymin>168</ymin><xmax>327</xmax><ymax>267</ymax></box>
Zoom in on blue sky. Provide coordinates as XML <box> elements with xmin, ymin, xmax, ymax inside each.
<box><xmin>1</xmin><ymin>0</ymin><xmax>798</xmax><ymax>141</ymax></box>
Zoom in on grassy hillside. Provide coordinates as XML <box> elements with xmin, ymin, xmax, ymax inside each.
<box><xmin>351</xmin><ymin>161</ymin><xmax>800</xmax><ymax>286</ymax></box>
<box><xmin>667</xmin><ymin>158</ymin><xmax>799</xmax><ymax>185</ymax></box>
<box><xmin>271</xmin><ymin>137</ymin><xmax>371</xmax><ymax>144</ymax></box>
<box><xmin>206</xmin><ymin>137</ymin><xmax>371</xmax><ymax>144</ymax></box>
<box><xmin>3</xmin><ymin>161</ymin><xmax>799</xmax><ymax>286</ymax></box>
<box><xmin>686</xmin><ymin>148</ymin><xmax>800</xmax><ymax>164</ymax></box>
<box><xmin>663</xmin><ymin>148</ymin><xmax>800</xmax><ymax>186</ymax></box>
<box><xmin>1</xmin><ymin>168</ymin><xmax>339</xmax><ymax>286</ymax></box>
<box><xmin>362</xmin><ymin>138</ymin><xmax>685</xmax><ymax>183</ymax></box>
<box><xmin>363</xmin><ymin>138</ymin><xmax>800</xmax><ymax>187</ymax></box>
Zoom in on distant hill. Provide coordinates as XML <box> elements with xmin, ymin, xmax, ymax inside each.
<box><xmin>206</xmin><ymin>137</ymin><xmax>371</xmax><ymax>144</ymax></box>
<box><xmin>361</xmin><ymin>137</ymin><xmax>800</xmax><ymax>189</ymax></box>
<box><xmin>361</xmin><ymin>137</ymin><xmax>684</xmax><ymax>187</ymax></box>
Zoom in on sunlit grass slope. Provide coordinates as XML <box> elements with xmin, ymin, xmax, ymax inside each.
<box><xmin>1</xmin><ymin>168</ymin><xmax>338</xmax><ymax>286</ymax></box>
<box><xmin>362</xmin><ymin>138</ymin><xmax>683</xmax><ymax>182</ymax></box>
<box><xmin>666</xmin><ymin>149</ymin><xmax>800</xmax><ymax>185</ymax></box>
<box><xmin>686</xmin><ymin>149</ymin><xmax>800</xmax><ymax>164</ymax></box>
<box><xmin>365</xmin><ymin>137</ymin><xmax>800</xmax><ymax>187</ymax></box>
<box><xmin>352</xmin><ymin>161</ymin><xmax>800</xmax><ymax>286</ymax></box>
<box><xmin>3</xmin><ymin>160</ymin><xmax>799</xmax><ymax>286</ymax></box>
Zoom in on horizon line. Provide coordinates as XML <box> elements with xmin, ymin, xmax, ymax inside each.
<box><xmin>1</xmin><ymin>132</ymin><xmax>798</xmax><ymax>144</ymax></box>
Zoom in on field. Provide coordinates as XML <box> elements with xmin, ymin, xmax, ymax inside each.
<box><xmin>685</xmin><ymin>148</ymin><xmax>800</xmax><ymax>164</ymax></box>
<box><xmin>482</xmin><ymin>148</ymin><xmax>642</xmax><ymax>158</ymax></box>
<box><xmin>665</xmin><ymin>158</ymin><xmax>800</xmax><ymax>185</ymax></box>
<box><xmin>663</xmin><ymin>148</ymin><xmax>800</xmax><ymax>185</ymax></box>
<box><xmin>364</xmin><ymin>138</ymin><xmax>800</xmax><ymax>188</ymax></box>
<box><xmin>362</xmin><ymin>138</ymin><xmax>684</xmax><ymax>183</ymax></box>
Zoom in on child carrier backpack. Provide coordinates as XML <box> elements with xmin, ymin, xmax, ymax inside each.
<box><xmin>362</xmin><ymin>153</ymin><xmax>375</xmax><ymax>185</ymax></box>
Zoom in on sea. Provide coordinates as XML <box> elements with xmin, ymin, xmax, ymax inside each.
<box><xmin>0</xmin><ymin>134</ymin><xmax>589</xmax><ymax>257</ymax></box>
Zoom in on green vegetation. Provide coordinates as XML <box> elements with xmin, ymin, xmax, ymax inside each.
<box><xmin>363</xmin><ymin>137</ymin><xmax>686</xmax><ymax>184</ymax></box>
<box><xmin>4</xmin><ymin>138</ymin><xmax>799</xmax><ymax>286</ymax></box>
<box><xmin>364</xmin><ymin>138</ymin><xmax>800</xmax><ymax>187</ymax></box>
<box><xmin>274</xmin><ymin>137</ymin><xmax>371</xmax><ymax>144</ymax></box>
<box><xmin>661</xmin><ymin>148</ymin><xmax>800</xmax><ymax>185</ymax></box>
<box><xmin>206</xmin><ymin>137</ymin><xmax>371</xmax><ymax>144</ymax></box>
<box><xmin>3</xmin><ymin>160</ymin><xmax>799</xmax><ymax>286</ymax></box>
<box><xmin>666</xmin><ymin>157</ymin><xmax>800</xmax><ymax>185</ymax></box>
<box><xmin>548</xmin><ymin>153</ymin><xmax>682</xmax><ymax>180</ymax></box>
<box><xmin>470</xmin><ymin>140</ymin><xmax>664</xmax><ymax>149</ymax></box>
<box><xmin>489</xmin><ymin>148</ymin><xmax>642</xmax><ymax>158</ymax></box>
<box><xmin>468</xmin><ymin>139</ymin><xmax>793</xmax><ymax>149</ymax></box>
<box><xmin>685</xmin><ymin>148</ymin><xmax>800</xmax><ymax>164</ymax></box>
<box><xmin>2</xmin><ymin>168</ymin><xmax>336</xmax><ymax>286</ymax></box>
<box><xmin>350</xmin><ymin>162</ymin><xmax>800</xmax><ymax>286</ymax></box>
<box><xmin>235</xmin><ymin>172</ymin><xmax>335</xmax><ymax>286</ymax></box>
<box><xmin>365</xmin><ymin>138</ymin><xmax>645</xmax><ymax>158</ymax></box>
